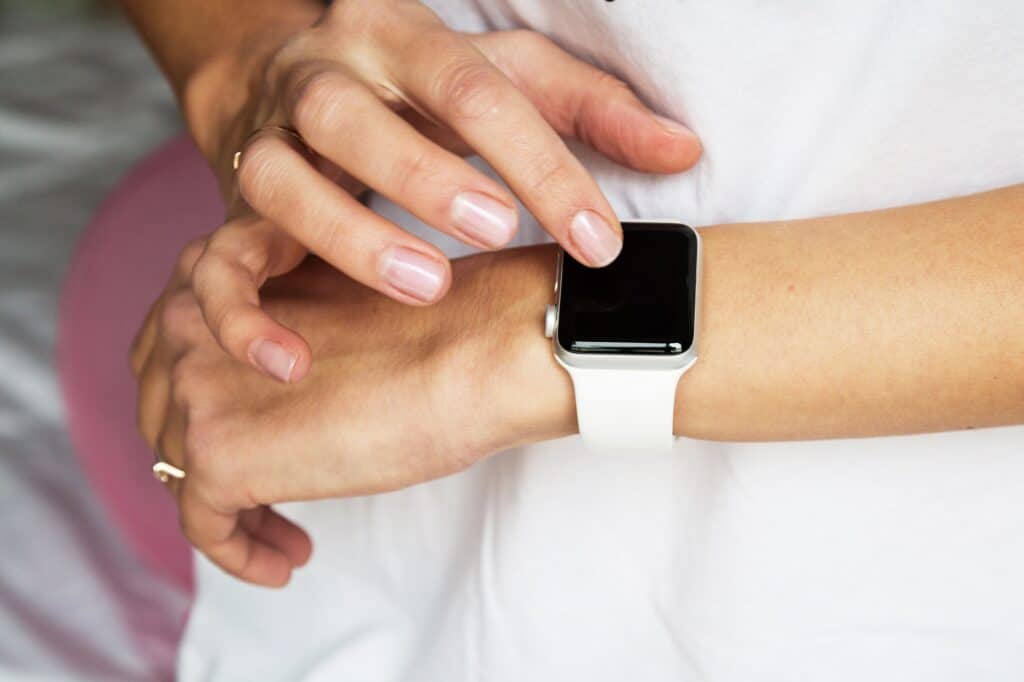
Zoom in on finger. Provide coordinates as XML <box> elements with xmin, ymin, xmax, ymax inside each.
<box><xmin>130</xmin><ymin>306</ymin><xmax>160</xmax><ymax>380</ymax></box>
<box><xmin>155</xmin><ymin>401</ymin><xmax>188</xmax><ymax>497</ymax></box>
<box><xmin>136</xmin><ymin>345</ymin><xmax>171</xmax><ymax>449</ymax></box>
<box><xmin>235</xmin><ymin>132</ymin><xmax>452</xmax><ymax>304</ymax></box>
<box><xmin>472</xmin><ymin>30</ymin><xmax>702</xmax><ymax>173</ymax></box>
<box><xmin>191</xmin><ymin>217</ymin><xmax>313</xmax><ymax>383</ymax></box>
<box><xmin>179</xmin><ymin>483</ymin><xmax>297</xmax><ymax>588</ymax></box>
<box><xmin>240</xmin><ymin>506</ymin><xmax>313</xmax><ymax>568</ymax></box>
<box><xmin>399</xmin><ymin>107</ymin><xmax>473</xmax><ymax>157</ymax></box>
<box><xmin>387</xmin><ymin>30</ymin><xmax>624</xmax><ymax>267</ymax></box>
<box><xmin>130</xmin><ymin>238</ymin><xmax>208</xmax><ymax>377</ymax></box>
<box><xmin>285</xmin><ymin>68</ymin><xmax>519</xmax><ymax>250</ymax></box>
<box><xmin>136</xmin><ymin>304</ymin><xmax>192</xmax><ymax>447</ymax></box>
<box><xmin>137</xmin><ymin>288</ymin><xmax>209</xmax><ymax>447</ymax></box>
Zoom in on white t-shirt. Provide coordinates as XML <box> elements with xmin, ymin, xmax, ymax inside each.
<box><xmin>179</xmin><ymin>2</ymin><xmax>1024</xmax><ymax>679</ymax></box>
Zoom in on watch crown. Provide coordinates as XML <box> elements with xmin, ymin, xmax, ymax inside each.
<box><xmin>544</xmin><ymin>304</ymin><xmax>557</xmax><ymax>338</ymax></box>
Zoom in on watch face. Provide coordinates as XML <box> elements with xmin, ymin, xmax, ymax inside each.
<box><xmin>557</xmin><ymin>222</ymin><xmax>698</xmax><ymax>355</ymax></box>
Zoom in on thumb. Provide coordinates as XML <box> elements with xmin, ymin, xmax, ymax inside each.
<box><xmin>471</xmin><ymin>30</ymin><xmax>702</xmax><ymax>174</ymax></box>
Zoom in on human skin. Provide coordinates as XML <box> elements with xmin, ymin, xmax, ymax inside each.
<box><xmin>132</xmin><ymin>183</ymin><xmax>1024</xmax><ymax>588</ymax></box>
<box><xmin>116</xmin><ymin>0</ymin><xmax>702</xmax><ymax>383</ymax></box>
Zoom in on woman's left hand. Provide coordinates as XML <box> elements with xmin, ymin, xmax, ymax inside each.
<box><xmin>131</xmin><ymin>240</ymin><xmax>569</xmax><ymax>587</ymax></box>
<box><xmin>178</xmin><ymin>7</ymin><xmax>702</xmax><ymax>384</ymax></box>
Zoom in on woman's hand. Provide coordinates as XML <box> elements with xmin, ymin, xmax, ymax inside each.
<box><xmin>184</xmin><ymin>0</ymin><xmax>701</xmax><ymax>383</ymax></box>
<box><xmin>131</xmin><ymin>240</ymin><xmax>572</xmax><ymax>587</ymax></box>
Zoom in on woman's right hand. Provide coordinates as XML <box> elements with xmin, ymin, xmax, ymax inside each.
<box><xmin>132</xmin><ymin>241</ymin><xmax>572</xmax><ymax>587</ymax></box>
<box><xmin>185</xmin><ymin>0</ymin><xmax>702</xmax><ymax>384</ymax></box>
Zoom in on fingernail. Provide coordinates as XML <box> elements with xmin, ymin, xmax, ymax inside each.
<box><xmin>378</xmin><ymin>246</ymin><xmax>446</xmax><ymax>302</ymax></box>
<box><xmin>569</xmin><ymin>210</ymin><xmax>622</xmax><ymax>266</ymax></box>
<box><xmin>652</xmin><ymin>113</ymin><xmax>692</xmax><ymax>136</ymax></box>
<box><xmin>250</xmin><ymin>338</ymin><xmax>297</xmax><ymax>383</ymax></box>
<box><xmin>451</xmin><ymin>191</ymin><xmax>517</xmax><ymax>248</ymax></box>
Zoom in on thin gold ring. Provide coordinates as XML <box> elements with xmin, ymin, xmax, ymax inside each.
<box><xmin>233</xmin><ymin>125</ymin><xmax>308</xmax><ymax>171</ymax></box>
<box><xmin>152</xmin><ymin>450</ymin><xmax>186</xmax><ymax>483</ymax></box>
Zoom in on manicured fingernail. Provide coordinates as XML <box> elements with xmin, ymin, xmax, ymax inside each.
<box><xmin>451</xmin><ymin>191</ymin><xmax>517</xmax><ymax>248</ymax></box>
<box><xmin>653</xmin><ymin>113</ymin><xmax>692</xmax><ymax>136</ymax></box>
<box><xmin>378</xmin><ymin>246</ymin><xmax>446</xmax><ymax>302</ymax></box>
<box><xmin>250</xmin><ymin>338</ymin><xmax>297</xmax><ymax>383</ymax></box>
<box><xmin>570</xmin><ymin>210</ymin><xmax>622</xmax><ymax>266</ymax></box>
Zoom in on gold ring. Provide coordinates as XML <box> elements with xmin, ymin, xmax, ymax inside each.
<box><xmin>233</xmin><ymin>125</ymin><xmax>307</xmax><ymax>171</ymax></box>
<box><xmin>152</xmin><ymin>450</ymin><xmax>186</xmax><ymax>483</ymax></box>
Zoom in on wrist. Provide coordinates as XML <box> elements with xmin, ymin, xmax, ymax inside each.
<box><xmin>447</xmin><ymin>246</ymin><xmax>577</xmax><ymax>454</ymax></box>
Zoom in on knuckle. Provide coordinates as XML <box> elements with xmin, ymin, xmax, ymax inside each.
<box><xmin>331</xmin><ymin>0</ymin><xmax>380</xmax><ymax>36</ymax></box>
<box><xmin>332</xmin><ymin>0</ymin><xmax>432</xmax><ymax>48</ymax></box>
<box><xmin>262</xmin><ymin>38</ymin><xmax>304</xmax><ymax>96</ymax></box>
<box><xmin>182</xmin><ymin>418</ymin><xmax>214</xmax><ymax>473</ymax></box>
<box><xmin>389</xmin><ymin>147</ymin><xmax>442</xmax><ymax>199</ymax></box>
<box><xmin>434</xmin><ymin>56</ymin><xmax>505</xmax><ymax>121</ymax></box>
<box><xmin>592</xmin><ymin>70</ymin><xmax>630</xmax><ymax>95</ymax></box>
<box><xmin>233</xmin><ymin>245</ymin><xmax>269</xmax><ymax>283</ymax></box>
<box><xmin>169</xmin><ymin>377</ymin><xmax>193</xmax><ymax>415</ymax></box>
<box><xmin>523</xmin><ymin>153</ymin><xmax>570</xmax><ymax>195</ymax></box>
<box><xmin>177</xmin><ymin>480</ymin><xmax>218</xmax><ymax>546</ymax></box>
<box><xmin>169</xmin><ymin>355</ymin><xmax>204</xmax><ymax>410</ymax></box>
<box><xmin>186</xmin><ymin>419</ymin><xmax>247</xmax><ymax>509</ymax></box>
<box><xmin>158</xmin><ymin>290</ymin><xmax>200</xmax><ymax>335</ymax></box>
<box><xmin>207</xmin><ymin>228</ymin><xmax>269</xmax><ymax>284</ymax></box>
<box><xmin>189</xmin><ymin>251</ymin><xmax>222</xmax><ymax>298</ymax></box>
<box><xmin>176</xmin><ymin>238</ymin><xmax>208</xmax><ymax>279</ymax></box>
<box><xmin>571</xmin><ymin>73</ymin><xmax>632</xmax><ymax>145</ymax></box>
<box><xmin>181</xmin><ymin>423</ymin><xmax>219</xmax><ymax>495</ymax></box>
<box><xmin>505</xmin><ymin>29</ymin><xmax>553</xmax><ymax>54</ymax></box>
<box><xmin>289</xmin><ymin>69</ymin><xmax>356</xmax><ymax>136</ymax></box>
<box><xmin>236</xmin><ymin>135</ymin><xmax>285</xmax><ymax>208</ymax></box>
<box><xmin>214</xmin><ymin>304</ymin><xmax>252</xmax><ymax>350</ymax></box>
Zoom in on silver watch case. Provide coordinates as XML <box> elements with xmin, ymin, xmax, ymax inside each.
<box><xmin>545</xmin><ymin>220</ymin><xmax>702</xmax><ymax>373</ymax></box>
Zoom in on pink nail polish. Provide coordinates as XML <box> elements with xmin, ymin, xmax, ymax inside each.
<box><xmin>451</xmin><ymin>191</ymin><xmax>517</xmax><ymax>248</ymax></box>
<box><xmin>378</xmin><ymin>246</ymin><xmax>446</xmax><ymax>302</ymax></box>
<box><xmin>569</xmin><ymin>210</ymin><xmax>622</xmax><ymax>266</ymax></box>
<box><xmin>250</xmin><ymin>338</ymin><xmax>297</xmax><ymax>383</ymax></box>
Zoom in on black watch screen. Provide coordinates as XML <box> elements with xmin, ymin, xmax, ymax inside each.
<box><xmin>557</xmin><ymin>221</ymin><xmax>698</xmax><ymax>355</ymax></box>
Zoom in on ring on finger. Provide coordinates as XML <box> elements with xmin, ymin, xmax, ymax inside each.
<box><xmin>233</xmin><ymin>125</ymin><xmax>309</xmax><ymax>171</ymax></box>
<box><xmin>152</xmin><ymin>449</ymin><xmax>186</xmax><ymax>483</ymax></box>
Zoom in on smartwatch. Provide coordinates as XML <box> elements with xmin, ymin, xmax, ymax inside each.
<box><xmin>544</xmin><ymin>221</ymin><xmax>702</xmax><ymax>452</ymax></box>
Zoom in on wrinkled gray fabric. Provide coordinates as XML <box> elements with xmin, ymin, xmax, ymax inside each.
<box><xmin>0</xmin><ymin>15</ymin><xmax>188</xmax><ymax>681</ymax></box>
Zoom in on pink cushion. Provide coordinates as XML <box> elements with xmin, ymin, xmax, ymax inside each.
<box><xmin>57</xmin><ymin>135</ymin><xmax>225</xmax><ymax>591</ymax></box>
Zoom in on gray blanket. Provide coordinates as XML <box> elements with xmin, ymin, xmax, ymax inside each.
<box><xmin>0</xmin><ymin>14</ymin><xmax>188</xmax><ymax>681</ymax></box>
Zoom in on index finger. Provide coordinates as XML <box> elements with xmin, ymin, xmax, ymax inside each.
<box><xmin>389</xmin><ymin>30</ymin><xmax>624</xmax><ymax>267</ymax></box>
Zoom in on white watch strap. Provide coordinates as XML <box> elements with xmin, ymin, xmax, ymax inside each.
<box><xmin>563</xmin><ymin>365</ymin><xmax>684</xmax><ymax>453</ymax></box>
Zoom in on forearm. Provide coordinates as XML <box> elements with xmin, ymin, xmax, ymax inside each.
<box><xmin>114</xmin><ymin>0</ymin><xmax>322</xmax><ymax>154</ymax></box>
<box><xmin>501</xmin><ymin>184</ymin><xmax>1024</xmax><ymax>443</ymax></box>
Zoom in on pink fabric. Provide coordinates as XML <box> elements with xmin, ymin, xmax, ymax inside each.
<box><xmin>57</xmin><ymin>135</ymin><xmax>224</xmax><ymax>591</ymax></box>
